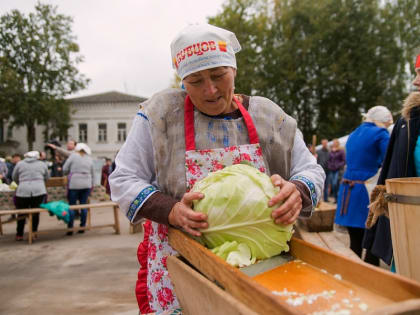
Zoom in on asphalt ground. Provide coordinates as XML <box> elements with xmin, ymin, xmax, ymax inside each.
<box><xmin>0</xmin><ymin>207</ymin><xmax>141</xmax><ymax>315</ymax></box>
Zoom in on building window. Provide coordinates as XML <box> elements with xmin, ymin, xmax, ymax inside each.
<box><xmin>98</xmin><ymin>123</ymin><xmax>107</xmax><ymax>142</ymax></box>
<box><xmin>79</xmin><ymin>123</ymin><xmax>87</xmax><ymax>142</ymax></box>
<box><xmin>117</xmin><ymin>123</ymin><xmax>127</xmax><ymax>142</ymax></box>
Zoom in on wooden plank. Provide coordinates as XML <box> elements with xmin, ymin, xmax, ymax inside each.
<box><xmin>368</xmin><ymin>299</ymin><xmax>420</xmax><ymax>314</ymax></box>
<box><xmin>252</xmin><ymin>260</ymin><xmax>393</xmax><ymax>314</ymax></box>
<box><xmin>113</xmin><ymin>205</ymin><xmax>120</xmax><ymax>234</ymax></box>
<box><xmin>386</xmin><ymin>177</ymin><xmax>420</xmax><ymax>282</ymax></box>
<box><xmin>318</xmin><ymin>231</ymin><xmax>360</xmax><ymax>261</ymax></box>
<box><xmin>0</xmin><ymin>202</ymin><xmax>118</xmax><ymax>215</ymax></box>
<box><xmin>294</xmin><ymin>226</ymin><xmax>329</xmax><ymax>250</ymax></box>
<box><xmin>0</xmin><ymin>202</ymin><xmax>120</xmax><ymax>244</ymax></box>
<box><xmin>45</xmin><ymin>176</ymin><xmax>67</xmax><ymax>187</ymax></box>
<box><xmin>168</xmin><ymin>228</ymin><xmax>300</xmax><ymax>315</ymax></box>
<box><xmin>28</xmin><ymin>213</ymin><xmax>33</xmax><ymax>244</ymax></box>
<box><xmin>167</xmin><ymin>256</ymin><xmax>258</xmax><ymax>315</ymax></box>
<box><xmin>290</xmin><ymin>237</ymin><xmax>420</xmax><ymax>301</ymax></box>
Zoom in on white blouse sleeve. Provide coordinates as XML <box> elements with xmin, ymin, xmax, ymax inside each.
<box><xmin>109</xmin><ymin>110</ymin><xmax>158</xmax><ymax>224</ymax></box>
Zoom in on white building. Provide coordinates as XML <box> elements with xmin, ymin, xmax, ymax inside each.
<box><xmin>0</xmin><ymin>91</ymin><xmax>146</xmax><ymax>159</ymax></box>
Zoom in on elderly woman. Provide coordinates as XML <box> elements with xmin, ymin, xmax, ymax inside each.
<box><xmin>110</xmin><ymin>24</ymin><xmax>324</xmax><ymax>314</ymax></box>
<box><xmin>12</xmin><ymin>151</ymin><xmax>49</xmax><ymax>241</ymax></box>
<box><xmin>363</xmin><ymin>54</ymin><xmax>420</xmax><ymax>268</ymax></box>
<box><xmin>334</xmin><ymin>106</ymin><xmax>393</xmax><ymax>259</ymax></box>
<box><xmin>63</xmin><ymin>143</ymin><xmax>94</xmax><ymax>235</ymax></box>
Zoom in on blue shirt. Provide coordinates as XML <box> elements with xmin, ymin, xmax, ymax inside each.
<box><xmin>415</xmin><ymin>134</ymin><xmax>420</xmax><ymax>177</ymax></box>
<box><xmin>335</xmin><ymin>122</ymin><xmax>390</xmax><ymax>228</ymax></box>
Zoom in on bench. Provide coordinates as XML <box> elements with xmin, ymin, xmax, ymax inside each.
<box><xmin>0</xmin><ymin>177</ymin><xmax>121</xmax><ymax>243</ymax></box>
<box><xmin>0</xmin><ymin>202</ymin><xmax>120</xmax><ymax>244</ymax></box>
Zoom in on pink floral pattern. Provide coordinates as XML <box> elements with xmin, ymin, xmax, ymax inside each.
<box><xmin>185</xmin><ymin>143</ymin><xmax>268</xmax><ymax>190</ymax></box>
<box><xmin>146</xmin><ymin>142</ymin><xmax>267</xmax><ymax>313</ymax></box>
<box><xmin>157</xmin><ymin>287</ymin><xmax>175</xmax><ymax>309</ymax></box>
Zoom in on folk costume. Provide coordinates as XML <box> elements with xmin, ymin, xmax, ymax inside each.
<box><xmin>334</xmin><ymin>105</ymin><xmax>392</xmax><ymax>257</ymax></box>
<box><xmin>109</xmin><ymin>24</ymin><xmax>324</xmax><ymax>314</ymax></box>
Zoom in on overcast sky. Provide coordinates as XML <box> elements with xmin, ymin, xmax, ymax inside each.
<box><xmin>0</xmin><ymin>0</ymin><xmax>226</xmax><ymax>98</ymax></box>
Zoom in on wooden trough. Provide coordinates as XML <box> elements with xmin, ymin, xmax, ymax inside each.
<box><xmin>298</xmin><ymin>202</ymin><xmax>336</xmax><ymax>232</ymax></box>
<box><xmin>167</xmin><ymin>228</ymin><xmax>420</xmax><ymax>315</ymax></box>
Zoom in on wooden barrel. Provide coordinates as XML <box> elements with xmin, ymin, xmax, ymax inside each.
<box><xmin>386</xmin><ymin>177</ymin><xmax>420</xmax><ymax>282</ymax></box>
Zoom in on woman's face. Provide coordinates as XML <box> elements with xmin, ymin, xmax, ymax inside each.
<box><xmin>183</xmin><ymin>67</ymin><xmax>237</xmax><ymax>116</ymax></box>
<box><xmin>413</xmin><ymin>68</ymin><xmax>420</xmax><ymax>91</ymax></box>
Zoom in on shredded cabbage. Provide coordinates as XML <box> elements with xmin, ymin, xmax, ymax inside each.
<box><xmin>192</xmin><ymin>164</ymin><xmax>293</xmax><ymax>265</ymax></box>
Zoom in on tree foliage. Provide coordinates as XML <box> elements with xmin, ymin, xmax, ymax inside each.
<box><xmin>0</xmin><ymin>2</ymin><xmax>89</xmax><ymax>150</ymax></box>
<box><xmin>208</xmin><ymin>0</ymin><xmax>420</xmax><ymax>142</ymax></box>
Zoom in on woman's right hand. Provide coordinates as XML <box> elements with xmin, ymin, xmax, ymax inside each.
<box><xmin>168</xmin><ymin>191</ymin><xmax>208</xmax><ymax>237</ymax></box>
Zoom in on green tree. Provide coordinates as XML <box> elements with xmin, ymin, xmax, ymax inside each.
<box><xmin>208</xmin><ymin>0</ymin><xmax>420</xmax><ymax>142</ymax></box>
<box><xmin>0</xmin><ymin>2</ymin><xmax>89</xmax><ymax>150</ymax></box>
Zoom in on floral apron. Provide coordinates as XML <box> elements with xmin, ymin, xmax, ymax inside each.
<box><xmin>137</xmin><ymin>95</ymin><xmax>268</xmax><ymax>314</ymax></box>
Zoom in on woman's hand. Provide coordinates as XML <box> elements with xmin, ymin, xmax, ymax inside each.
<box><xmin>168</xmin><ymin>191</ymin><xmax>208</xmax><ymax>237</ymax></box>
<box><xmin>268</xmin><ymin>174</ymin><xmax>302</xmax><ymax>225</ymax></box>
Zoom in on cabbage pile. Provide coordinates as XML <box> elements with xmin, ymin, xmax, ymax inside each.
<box><xmin>192</xmin><ymin>164</ymin><xmax>293</xmax><ymax>267</ymax></box>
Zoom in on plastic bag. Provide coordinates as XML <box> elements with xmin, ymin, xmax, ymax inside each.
<box><xmin>40</xmin><ymin>200</ymin><xmax>70</xmax><ymax>224</ymax></box>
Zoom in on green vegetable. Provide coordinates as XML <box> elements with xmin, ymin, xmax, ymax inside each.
<box><xmin>192</xmin><ymin>164</ymin><xmax>293</xmax><ymax>265</ymax></box>
<box><xmin>211</xmin><ymin>241</ymin><xmax>256</xmax><ymax>267</ymax></box>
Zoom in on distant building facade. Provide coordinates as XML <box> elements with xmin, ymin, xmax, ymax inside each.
<box><xmin>0</xmin><ymin>91</ymin><xmax>146</xmax><ymax>159</ymax></box>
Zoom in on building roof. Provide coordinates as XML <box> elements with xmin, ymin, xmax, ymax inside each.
<box><xmin>67</xmin><ymin>91</ymin><xmax>147</xmax><ymax>104</ymax></box>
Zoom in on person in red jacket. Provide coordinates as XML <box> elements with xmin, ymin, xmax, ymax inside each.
<box><xmin>101</xmin><ymin>158</ymin><xmax>113</xmax><ymax>195</ymax></box>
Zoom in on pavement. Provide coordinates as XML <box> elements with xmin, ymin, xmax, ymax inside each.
<box><xmin>0</xmin><ymin>207</ymin><xmax>142</xmax><ymax>315</ymax></box>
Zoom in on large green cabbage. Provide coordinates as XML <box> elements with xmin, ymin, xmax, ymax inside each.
<box><xmin>192</xmin><ymin>164</ymin><xmax>293</xmax><ymax>266</ymax></box>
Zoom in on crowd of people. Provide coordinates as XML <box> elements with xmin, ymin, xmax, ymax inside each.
<box><xmin>315</xmin><ymin>138</ymin><xmax>346</xmax><ymax>204</ymax></box>
<box><xmin>0</xmin><ymin>139</ymin><xmax>117</xmax><ymax>240</ymax></box>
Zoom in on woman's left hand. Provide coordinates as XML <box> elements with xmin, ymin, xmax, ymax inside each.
<box><xmin>268</xmin><ymin>174</ymin><xmax>302</xmax><ymax>225</ymax></box>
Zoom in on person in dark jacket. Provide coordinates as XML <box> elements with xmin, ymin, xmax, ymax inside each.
<box><xmin>327</xmin><ymin>139</ymin><xmax>346</xmax><ymax>203</ymax></box>
<box><xmin>317</xmin><ymin>139</ymin><xmax>330</xmax><ymax>202</ymax></box>
<box><xmin>6</xmin><ymin>154</ymin><xmax>21</xmax><ymax>184</ymax></box>
<box><xmin>363</xmin><ymin>54</ymin><xmax>420</xmax><ymax>267</ymax></box>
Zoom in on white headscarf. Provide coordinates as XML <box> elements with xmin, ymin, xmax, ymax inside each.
<box><xmin>74</xmin><ymin>143</ymin><xmax>92</xmax><ymax>155</ymax></box>
<box><xmin>171</xmin><ymin>23</ymin><xmax>241</xmax><ymax>80</ymax></box>
<box><xmin>362</xmin><ymin>106</ymin><xmax>393</xmax><ymax>125</ymax></box>
<box><xmin>24</xmin><ymin>151</ymin><xmax>40</xmax><ymax>159</ymax></box>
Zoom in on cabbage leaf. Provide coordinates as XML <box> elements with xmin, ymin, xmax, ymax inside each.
<box><xmin>192</xmin><ymin>164</ymin><xmax>293</xmax><ymax>264</ymax></box>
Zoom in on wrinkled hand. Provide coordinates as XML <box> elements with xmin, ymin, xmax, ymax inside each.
<box><xmin>268</xmin><ymin>174</ymin><xmax>302</xmax><ymax>225</ymax></box>
<box><xmin>168</xmin><ymin>191</ymin><xmax>208</xmax><ymax>237</ymax></box>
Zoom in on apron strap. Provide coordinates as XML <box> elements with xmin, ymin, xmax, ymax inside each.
<box><xmin>184</xmin><ymin>95</ymin><xmax>259</xmax><ymax>151</ymax></box>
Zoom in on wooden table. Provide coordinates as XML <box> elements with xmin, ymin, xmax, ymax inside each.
<box><xmin>167</xmin><ymin>228</ymin><xmax>420</xmax><ymax>314</ymax></box>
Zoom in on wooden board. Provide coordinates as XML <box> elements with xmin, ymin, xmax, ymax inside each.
<box><xmin>168</xmin><ymin>228</ymin><xmax>420</xmax><ymax>314</ymax></box>
<box><xmin>294</xmin><ymin>226</ymin><xmax>360</xmax><ymax>261</ymax></box>
<box><xmin>167</xmin><ymin>256</ymin><xmax>258</xmax><ymax>315</ymax></box>
<box><xmin>386</xmin><ymin>177</ymin><xmax>420</xmax><ymax>283</ymax></box>
<box><xmin>46</xmin><ymin>176</ymin><xmax>67</xmax><ymax>187</ymax></box>
<box><xmin>253</xmin><ymin>260</ymin><xmax>391</xmax><ymax>314</ymax></box>
<box><xmin>298</xmin><ymin>201</ymin><xmax>336</xmax><ymax>232</ymax></box>
<box><xmin>168</xmin><ymin>228</ymin><xmax>299</xmax><ymax>315</ymax></box>
<box><xmin>290</xmin><ymin>237</ymin><xmax>420</xmax><ymax>302</ymax></box>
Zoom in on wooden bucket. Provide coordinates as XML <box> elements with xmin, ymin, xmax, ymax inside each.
<box><xmin>386</xmin><ymin>177</ymin><xmax>420</xmax><ymax>282</ymax></box>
